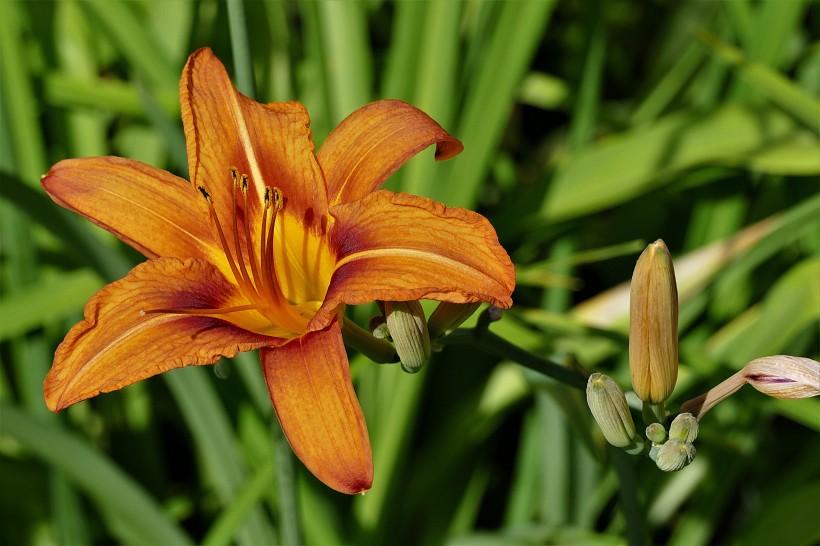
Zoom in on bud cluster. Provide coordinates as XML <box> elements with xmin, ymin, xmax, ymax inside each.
<box><xmin>647</xmin><ymin>413</ymin><xmax>698</xmax><ymax>472</ymax></box>
<box><xmin>586</xmin><ymin>240</ymin><xmax>696</xmax><ymax>470</ymax></box>
<box><xmin>585</xmin><ymin>238</ymin><xmax>818</xmax><ymax>475</ymax></box>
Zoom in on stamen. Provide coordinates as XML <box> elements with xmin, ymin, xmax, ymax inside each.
<box><xmin>262</xmin><ymin>187</ymin><xmax>283</xmax><ymax>296</ymax></box>
<box><xmin>141</xmin><ymin>303</ymin><xmax>264</xmax><ymax>316</ymax></box>
<box><xmin>230</xmin><ymin>166</ymin><xmax>240</xmax><ymax>187</ymax></box>
<box><xmin>231</xmin><ymin>173</ymin><xmax>257</xmax><ymax>297</ymax></box>
<box><xmin>240</xmin><ymin>174</ymin><xmax>264</xmax><ymax>298</ymax></box>
<box><xmin>198</xmin><ymin>184</ymin><xmax>249</xmax><ymax>298</ymax></box>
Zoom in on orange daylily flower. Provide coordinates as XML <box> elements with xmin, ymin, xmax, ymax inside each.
<box><xmin>41</xmin><ymin>48</ymin><xmax>515</xmax><ymax>494</ymax></box>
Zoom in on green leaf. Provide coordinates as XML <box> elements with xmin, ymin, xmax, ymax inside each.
<box><xmin>541</xmin><ymin>103</ymin><xmax>816</xmax><ymax>222</ymax></box>
<box><xmin>698</xmin><ymin>29</ymin><xmax>820</xmax><ymax>128</ymax></box>
<box><xmin>163</xmin><ymin>368</ymin><xmax>277</xmax><ymax>546</ymax></box>
<box><xmin>1</xmin><ymin>404</ymin><xmax>192</xmax><ymax>545</ymax></box>
<box><xmin>437</xmin><ymin>0</ymin><xmax>557</xmax><ymax>208</ymax></box>
<box><xmin>705</xmin><ymin>258</ymin><xmax>820</xmax><ymax>366</ymax></box>
<box><xmin>0</xmin><ymin>269</ymin><xmax>103</xmax><ymax>342</ymax></box>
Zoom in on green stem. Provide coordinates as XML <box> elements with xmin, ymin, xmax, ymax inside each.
<box><xmin>609</xmin><ymin>447</ymin><xmax>647</xmax><ymax>546</ymax></box>
<box><xmin>226</xmin><ymin>0</ymin><xmax>257</xmax><ymax>97</ymax></box>
<box><xmin>274</xmin><ymin>423</ymin><xmax>301</xmax><ymax>546</ymax></box>
<box><xmin>642</xmin><ymin>402</ymin><xmax>667</xmax><ymax>426</ymax></box>
<box><xmin>441</xmin><ymin>325</ymin><xmax>587</xmax><ymax>389</ymax></box>
<box><xmin>341</xmin><ymin>316</ymin><xmax>399</xmax><ymax>364</ymax></box>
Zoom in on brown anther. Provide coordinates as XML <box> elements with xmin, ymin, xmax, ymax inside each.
<box><xmin>197</xmin><ymin>186</ymin><xmax>212</xmax><ymax>203</ymax></box>
<box><xmin>230</xmin><ymin>167</ymin><xmax>239</xmax><ymax>187</ymax></box>
<box><xmin>264</xmin><ymin>187</ymin><xmax>272</xmax><ymax>208</ymax></box>
<box><xmin>241</xmin><ymin>174</ymin><xmax>249</xmax><ymax>194</ymax></box>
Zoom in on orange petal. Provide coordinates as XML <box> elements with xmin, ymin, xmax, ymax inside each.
<box><xmin>261</xmin><ymin>319</ymin><xmax>372</xmax><ymax>494</ymax></box>
<box><xmin>312</xmin><ymin>191</ymin><xmax>515</xmax><ymax>329</ymax></box>
<box><xmin>180</xmin><ymin>48</ymin><xmax>328</xmax><ymax>235</ymax></box>
<box><xmin>317</xmin><ymin>100</ymin><xmax>464</xmax><ymax>206</ymax></box>
<box><xmin>41</xmin><ymin>157</ymin><xmax>216</xmax><ymax>261</ymax></box>
<box><xmin>45</xmin><ymin>257</ymin><xmax>279</xmax><ymax>412</ymax></box>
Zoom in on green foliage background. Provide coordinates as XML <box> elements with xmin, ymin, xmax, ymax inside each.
<box><xmin>1</xmin><ymin>0</ymin><xmax>819</xmax><ymax>544</ymax></box>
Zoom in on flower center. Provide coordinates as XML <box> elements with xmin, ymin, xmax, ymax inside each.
<box><xmin>144</xmin><ymin>168</ymin><xmax>326</xmax><ymax>338</ymax></box>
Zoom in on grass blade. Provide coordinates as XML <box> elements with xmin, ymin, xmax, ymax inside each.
<box><xmin>1</xmin><ymin>404</ymin><xmax>192</xmax><ymax>545</ymax></box>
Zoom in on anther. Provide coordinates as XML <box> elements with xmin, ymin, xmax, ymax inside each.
<box><xmin>241</xmin><ymin>174</ymin><xmax>249</xmax><ymax>194</ymax></box>
<box><xmin>197</xmin><ymin>186</ymin><xmax>212</xmax><ymax>203</ymax></box>
<box><xmin>230</xmin><ymin>167</ymin><xmax>240</xmax><ymax>187</ymax></box>
<box><xmin>264</xmin><ymin>187</ymin><xmax>272</xmax><ymax>208</ymax></box>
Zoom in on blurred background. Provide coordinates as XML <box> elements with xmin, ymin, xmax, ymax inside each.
<box><xmin>1</xmin><ymin>0</ymin><xmax>818</xmax><ymax>544</ymax></box>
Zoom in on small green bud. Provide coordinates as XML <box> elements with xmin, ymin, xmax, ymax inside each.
<box><xmin>372</xmin><ymin>323</ymin><xmax>392</xmax><ymax>341</ymax></box>
<box><xmin>645</xmin><ymin>422</ymin><xmax>667</xmax><ymax>444</ymax></box>
<box><xmin>586</xmin><ymin>373</ymin><xmax>640</xmax><ymax>449</ymax></box>
<box><xmin>655</xmin><ymin>439</ymin><xmax>696</xmax><ymax>472</ymax></box>
<box><xmin>384</xmin><ymin>300</ymin><xmax>431</xmax><ymax>374</ymax></box>
<box><xmin>629</xmin><ymin>239</ymin><xmax>679</xmax><ymax>404</ymax></box>
<box><xmin>428</xmin><ymin>302</ymin><xmax>481</xmax><ymax>339</ymax></box>
<box><xmin>668</xmin><ymin>413</ymin><xmax>698</xmax><ymax>443</ymax></box>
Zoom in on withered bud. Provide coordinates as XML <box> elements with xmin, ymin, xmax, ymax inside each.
<box><xmin>680</xmin><ymin>355</ymin><xmax>820</xmax><ymax>419</ymax></box>
<box><xmin>743</xmin><ymin>355</ymin><xmax>820</xmax><ymax>400</ymax></box>
<box><xmin>629</xmin><ymin>239</ymin><xmax>679</xmax><ymax>404</ymax></box>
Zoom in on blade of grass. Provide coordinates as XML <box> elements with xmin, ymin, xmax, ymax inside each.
<box><xmin>0</xmin><ymin>171</ymin><xmax>132</xmax><ymax>280</ymax></box>
<box><xmin>317</xmin><ymin>1</ymin><xmax>372</xmax><ymax>123</ymax></box>
<box><xmin>164</xmin><ymin>368</ymin><xmax>277</xmax><ymax>546</ymax></box>
<box><xmin>698</xmin><ymin>29</ymin><xmax>820</xmax><ymax>128</ymax></box>
<box><xmin>402</xmin><ymin>0</ymin><xmax>461</xmax><ymax>197</ymax></box>
<box><xmin>1</xmin><ymin>404</ymin><xmax>192</xmax><ymax>545</ymax></box>
<box><xmin>0</xmin><ymin>268</ymin><xmax>103</xmax><ymax>342</ymax></box>
<box><xmin>54</xmin><ymin>0</ymin><xmax>108</xmax><ymax>158</ymax></box>
<box><xmin>540</xmin><ymin>103</ymin><xmax>814</xmax><ymax>222</ymax></box>
<box><xmin>43</xmin><ymin>74</ymin><xmax>178</xmax><ymax>118</ymax></box>
<box><xmin>201</xmin><ymin>461</ymin><xmax>275</xmax><ymax>546</ymax></box>
<box><xmin>0</xmin><ymin>0</ymin><xmax>46</xmax><ymax>184</ymax></box>
<box><xmin>567</xmin><ymin>0</ymin><xmax>605</xmax><ymax>151</ymax></box>
<box><xmin>704</xmin><ymin>258</ymin><xmax>820</xmax><ymax>367</ymax></box>
<box><xmin>227</xmin><ymin>0</ymin><xmax>256</xmax><ymax>98</ymax></box>
<box><xmin>263</xmin><ymin>0</ymin><xmax>295</xmax><ymax>102</ymax></box>
<box><xmin>437</xmin><ymin>0</ymin><xmax>556</xmax><ymax>208</ymax></box>
<box><xmin>380</xmin><ymin>0</ymin><xmax>425</xmax><ymax>100</ymax></box>
<box><xmin>78</xmin><ymin>0</ymin><xmax>177</xmax><ymax>91</ymax></box>
<box><xmin>51</xmin><ymin>473</ymin><xmax>90</xmax><ymax>546</ymax></box>
<box><xmin>631</xmin><ymin>41</ymin><xmax>705</xmax><ymax>125</ymax></box>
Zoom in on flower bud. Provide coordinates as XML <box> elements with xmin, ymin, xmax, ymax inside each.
<box><xmin>668</xmin><ymin>413</ymin><xmax>698</xmax><ymax>443</ymax></box>
<box><xmin>629</xmin><ymin>239</ymin><xmax>679</xmax><ymax>404</ymax></box>
<box><xmin>586</xmin><ymin>373</ymin><xmax>640</xmax><ymax>449</ymax></box>
<box><xmin>384</xmin><ymin>300</ymin><xmax>431</xmax><ymax>374</ymax></box>
<box><xmin>428</xmin><ymin>302</ymin><xmax>481</xmax><ymax>339</ymax></box>
<box><xmin>743</xmin><ymin>356</ymin><xmax>820</xmax><ymax>400</ymax></box>
<box><xmin>645</xmin><ymin>422</ymin><xmax>667</xmax><ymax>444</ymax></box>
<box><xmin>655</xmin><ymin>439</ymin><xmax>696</xmax><ymax>472</ymax></box>
<box><xmin>679</xmin><ymin>355</ymin><xmax>820</xmax><ymax>419</ymax></box>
